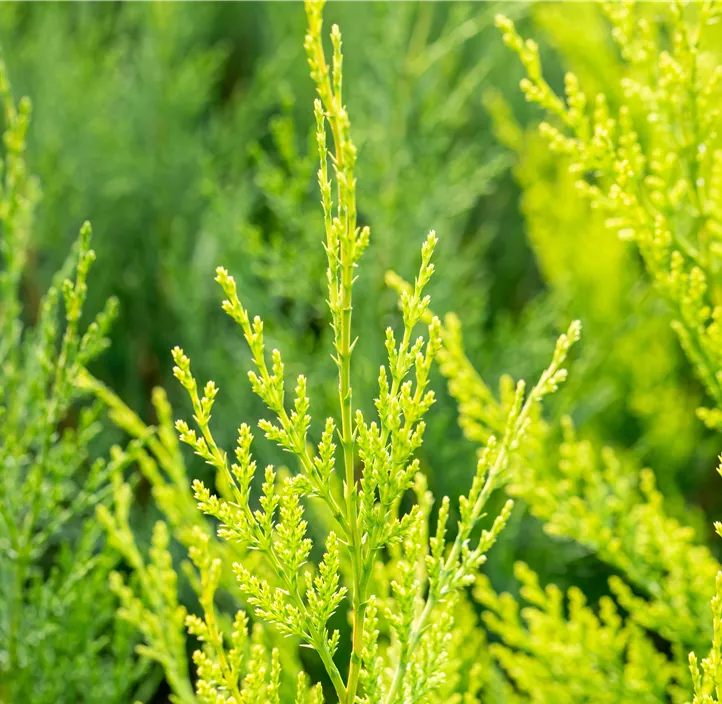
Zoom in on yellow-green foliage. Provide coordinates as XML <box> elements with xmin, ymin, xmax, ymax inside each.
<box><xmin>498</xmin><ymin>1</ymin><xmax>722</xmax><ymax>423</ymax></box>
<box><xmin>94</xmin><ymin>383</ymin><xmax>522</xmax><ymax>703</ymax></box>
<box><xmin>385</xmin><ymin>273</ymin><xmax>719</xmax><ymax>699</ymax></box>
<box><xmin>165</xmin><ymin>3</ymin><xmax>578</xmax><ymax>702</ymax></box>
<box><xmin>485</xmin><ymin>85</ymin><xmax>700</xmax><ymax>480</ymax></box>
<box><xmin>411</xmin><ymin>4</ymin><xmax>722</xmax><ymax>703</ymax></box>
<box><xmin>515</xmin><ymin>421</ymin><xmax>718</xmax><ymax>655</ymax></box>
<box><xmin>79</xmin><ymin>2</ymin><xmax>722</xmax><ymax>703</ymax></box>
<box><xmin>691</xmin><ymin>569</ymin><xmax>722</xmax><ymax>703</ymax></box>
<box><xmin>690</xmin><ymin>461</ymin><xmax>722</xmax><ymax>704</ymax></box>
<box><xmin>475</xmin><ymin>563</ymin><xmax>673</xmax><ymax>702</ymax></box>
<box><xmin>84</xmin><ymin>375</ymin><xmax>303</xmax><ymax>703</ymax></box>
<box><xmin>485</xmin><ymin>2</ymin><xmax>709</xmax><ymax>492</ymax></box>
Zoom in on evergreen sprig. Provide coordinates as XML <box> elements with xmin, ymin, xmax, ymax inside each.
<box><xmin>170</xmin><ymin>3</ymin><xmax>578</xmax><ymax>702</ymax></box>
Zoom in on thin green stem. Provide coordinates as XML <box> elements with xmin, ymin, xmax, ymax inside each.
<box><xmin>317</xmin><ymin>636</ymin><xmax>349</xmax><ymax>703</ymax></box>
<box><xmin>339</xmin><ymin>270</ymin><xmax>364</xmax><ymax>704</ymax></box>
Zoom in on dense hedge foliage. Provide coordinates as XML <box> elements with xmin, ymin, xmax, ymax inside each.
<box><xmin>2</xmin><ymin>2</ymin><xmax>722</xmax><ymax>702</ymax></box>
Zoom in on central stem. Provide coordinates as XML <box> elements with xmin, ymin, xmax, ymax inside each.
<box><xmin>306</xmin><ymin>8</ymin><xmax>367</xmax><ymax>698</ymax></box>
<box><xmin>339</xmin><ymin>246</ymin><xmax>356</xmax><ymax>533</ymax></box>
<box><xmin>338</xmin><ymin>234</ymin><xmax>365</xmax><ymax>704</ymax></box>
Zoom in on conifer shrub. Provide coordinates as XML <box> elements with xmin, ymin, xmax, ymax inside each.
<box><xmin>0</xmin><ymin>56</ymin><xmax>147</xmax><ymax>702</ymax></box>
<box><xmin>482</xmin><ymin>2</ymin><xmax>717</xmax><ymax>509</ymax></box>
<box><xmin>168</xmin><ymin>0</ymin><xmax>527</xmax><ymax>507</ymax></box>
<box><xmin>97</xmin><ymin>2</ymin><xmax>578</xmax><ymax>702</ymax></box>
<box><xmin>66</xmin><ymin>1</ymin><xmax>722</xmax><ymax>703</ymax></box>
<box><xmin>385</xmin><ymin>3</ymin><xmax>722</xmax><ymax>701</ymax></box>
<box><xmin>0</xmin><ymin>3</ymin><xmax>523</xmax><ymax>501</ymax></box>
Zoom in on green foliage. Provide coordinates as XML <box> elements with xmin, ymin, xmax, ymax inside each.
<box><xmin>0</xmin><ymin>10</ymin><xmax>536</xmax><ymax>696</ymax></box>
<box><xmin>0</xmin><ymin>2</ymin><xmax>519</xmax><ymax>490</ymax></box>
<box><xmin>497</xmin><ymin>2</ymin><xmax>722</xmax><ymax>425</ymax></box>
<box><xmin>10</xmin><ymin>2</ymin><xmax>722</xmax><ymax>703</ymax></box>
<box><xmin>485</xmin><ymin>71</ymin><xmax>702</xmax><ymax>488</ymax></box>
<box><xmin>85</xmin><ymin>373</ymin><xmax>304</xmax><ymax>703</ymax></box>
<box><xmin>481</xmin><ymin>2</ymin><xmax>718</xmax><ymax>512</ymax></box>
<box><xmin>165</xmin><ymin>3</ymin><xmax>577</xmax><ymax>702</ymax></box>
<box><xmin>0</xmin><ymin>57</ymin><xmax>145</xmax><ymax>702</ymax></box>
<box><xmin>398</xmin><ymin>4</ymin><xmax>722</xmax><ymax>703</ymax></box>
<box><xmin>184</xmin><ymin>1</ymin><xmax>526</xmax><ymax>511</ymax></box>
<box><xmin>475</xmin><ymin>562</ymin><xmax>673</xmax><ymax>702</ymax></box>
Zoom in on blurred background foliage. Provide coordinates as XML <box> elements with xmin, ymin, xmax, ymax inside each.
<box><xmin>2</xmin><ymin>1</ymin><xmax>720</xmax><ymax>699</ymax></box>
